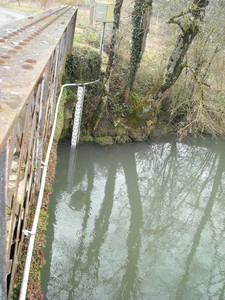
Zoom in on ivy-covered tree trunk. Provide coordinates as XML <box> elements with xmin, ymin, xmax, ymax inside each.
<box><xmin>89</xmin><ymin>0</ymin><xmax>124</xmax><ymax>133</ymax></box>
<box><xmin>150</xmin><ymin>0</ymin><xmax>209</xmax><ymax>102</ymax></box>
<box><xmin>124</xmin><ymin>0</ymin><xmax>153</xmax><ymax>101</ymax></box>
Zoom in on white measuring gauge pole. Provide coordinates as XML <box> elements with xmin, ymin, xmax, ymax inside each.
<box><xmin>71</xmin><ymin>85</ymin><xmax>85</xmax><ymax>147</ymax></box>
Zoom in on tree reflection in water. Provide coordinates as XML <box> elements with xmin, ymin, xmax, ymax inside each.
<box><xmin>42</xmin><ymin>137</ymin><xmax>225</xmax><ymax>300</ymax></box>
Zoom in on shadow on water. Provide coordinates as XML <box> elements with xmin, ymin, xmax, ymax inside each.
<box><xmin>175</xmin><ymin>151</ymin><xmax>225</xmax><ymax>300</ymax></box>
<box><xmin>68</xmin><ymin>153</ymin><xmax>118</xmax><ymax>299</ymax></box>
<box><xmin>42</xmin><ymin>137</ymin><xmax>225</xmax><ymax>300</ymax></box>
<box><xmin>116</xmin><ymin>150</ymin><xmax>143</xmax><ymax>299</ymax></box>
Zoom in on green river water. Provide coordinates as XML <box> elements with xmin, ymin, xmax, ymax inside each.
<box><xmin>41</xmin><ymin>136</ymin><xmax>225</xmax><ymax>300</ymax></box>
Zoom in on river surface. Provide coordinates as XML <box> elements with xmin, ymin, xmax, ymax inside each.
<box><xmin>42</xmin><ymin>136</ymin><xmax>225</xmax><ymax>300</ymax></box>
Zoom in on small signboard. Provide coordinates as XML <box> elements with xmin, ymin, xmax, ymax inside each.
<box><xmin>94</xmin><ymin>2</ymin><xmax>115</xmax><ymax>23</ymax></box>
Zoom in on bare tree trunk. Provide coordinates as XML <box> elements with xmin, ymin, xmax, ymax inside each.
<box><xmin>42</xmin><ymin>0</ymin><xmax>48</xmax><ymax>9</ymax></box>
<box><xmin>140</xmin><ymin>0</ymin><xmax>152</xmax><ymax>59</ymax></box>
<box><xmin>124</xmin><ymin>0</ymin><xmax>153</xmax><ymax>102</ymax></box>
<box><xmin>150</xmin><ymin>0</ymin><xmax>209</xmax><ymax>102</ymax></box>
<box><xmin>89</xmin><ymin>0</ymin><xmax>95</xmax><ymax>27</ymax></box>
<box><xmin>17</xmin><ymin>0</ymin><xmax>20</xmax><ymax>6</ymax></box>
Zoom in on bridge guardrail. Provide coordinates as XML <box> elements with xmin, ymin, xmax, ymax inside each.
<box><xmin>0</xmin><ymin>6</ymin><xmax>77</xmax><ymax>298</ymax></box>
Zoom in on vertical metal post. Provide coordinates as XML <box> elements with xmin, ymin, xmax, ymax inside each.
<box><xmin>0</xmin><ymin>146</ymin><xmax>7</xmax><ymax>300</ymax></box>
<box><xmin>99</xmin><ymin>22</ymin><xmax>106</xmax><ymax>55</ymax></box>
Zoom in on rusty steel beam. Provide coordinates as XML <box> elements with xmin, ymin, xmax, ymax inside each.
<box><xmin>0</xmin><ymin>6</ymin><xmax>77</xmax><ymax>298</ymax></box>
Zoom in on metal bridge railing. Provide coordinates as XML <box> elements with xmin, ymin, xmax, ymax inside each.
<box><xmin>0</xmin><ymin>6</ymin><xmax>77</xmax><ymax>299</ymax></box>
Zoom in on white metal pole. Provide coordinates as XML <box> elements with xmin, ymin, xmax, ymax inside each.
<box><xmin>99</xmin><ymin>22</ymin><xmax>106</xmax><ymax>55</ymax></box>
